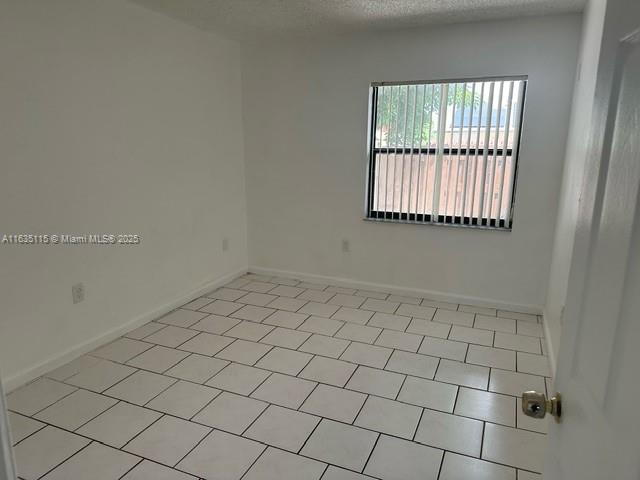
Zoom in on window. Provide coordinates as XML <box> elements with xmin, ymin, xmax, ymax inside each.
<box><xmin>366</xmin><ymin>77</ymin><xmax>527</xmax><ymax>229</ymax></box>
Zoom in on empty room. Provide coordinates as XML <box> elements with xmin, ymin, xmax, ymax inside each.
<box><xmin>1</xmin><ymin>0</ymin><xmax>639</xmax><ymax>479</ymax></box>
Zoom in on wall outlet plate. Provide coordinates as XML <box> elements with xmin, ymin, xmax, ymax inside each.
<box><xmin>72</xmin><ymin>283</ymin><xmax>85</xmax><ymax>304</ymax></box>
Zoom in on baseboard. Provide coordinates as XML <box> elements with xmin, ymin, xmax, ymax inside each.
<box><xmin>541</xmin><ymin>308</ymin><xmax>557</xmax><ymax>377</ymax></box>
<box><xmin>249</xmin><ymin>265</ymin><xmax>543</xmax><ymax>314</ymax></box>
<box><xmin>2</xmin><ymin>267</ymin><xmax>247</xmax><ymax>393</ymax></box>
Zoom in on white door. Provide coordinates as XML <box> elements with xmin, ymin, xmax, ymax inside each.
<box><xmin>544</xmin><ymin>0</ymin><xmax>640</xmax><ymax>478</ymax></box>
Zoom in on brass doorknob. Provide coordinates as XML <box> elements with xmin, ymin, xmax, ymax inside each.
<box><xmin>522</xmin><ymin>391</ymin><xmax>562</xmax><ymax>421</ymax></box>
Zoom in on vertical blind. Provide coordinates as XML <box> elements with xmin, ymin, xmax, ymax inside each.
<box><xmin>366</xmin><ymin>77</ymin><xmax>527</xmax><ymax>229</ymax></box>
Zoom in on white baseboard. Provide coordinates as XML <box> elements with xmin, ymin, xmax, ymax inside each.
<box><xmin>3</xmin><ymin>267</ymin><xmax>247</xmax><ymax>393</ymax></box>
<box><xmin>541</xmin><ymin>308</ymin><xmax>557</xmax><ymax>377</ymax></box>
<box><xmin>249</xmin><ymin>266</ymin><xmax>543</xmax><ymax>314</ymax></box>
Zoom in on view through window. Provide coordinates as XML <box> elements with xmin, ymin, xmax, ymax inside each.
<box><xmin>366</xmin><ymin>77</ymin><xmax>527</xmax><ymax>229</ymax></box>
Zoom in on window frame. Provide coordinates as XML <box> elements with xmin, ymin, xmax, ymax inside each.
<box><xmin>364</xmin><ymin>75</ymin><xmax>528</xmax><ymax>231</ymax></box>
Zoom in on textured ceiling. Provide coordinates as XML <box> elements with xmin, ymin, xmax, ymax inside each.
<box><xmin>130</xmin><ymin>0</ymin><xmax>586</xmax><ymax>39</ymax></box>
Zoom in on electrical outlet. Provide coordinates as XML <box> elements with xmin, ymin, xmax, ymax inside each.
<box><xmin>72</xmin><ymin>283</ymin><xmax>85</xmax><ymax>304</ymax></box>
<box><xmin>222</xmin><ymin>237</ymin><xmax>229</xmax><ymax>252</ymax></box>
<box><xmin>341</xmin><ymin>239</ymin><xmax>350</xmax><ymax>253</ymax></box>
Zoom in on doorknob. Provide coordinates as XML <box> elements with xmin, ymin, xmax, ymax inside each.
<box><xmin>522</xmin><ymin>391</ymin><xmax>562</xmax><ymax>421</ymax></box>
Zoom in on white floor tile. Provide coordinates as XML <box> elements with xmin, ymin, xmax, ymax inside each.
<box><xmin>299</xmin><ymin>357</ymin><xmax>357</xmax><ymax>387</ymax></box>
<box><xmin>473</xmin><ymin>314</ymin><xmax>516</xmax><ymax>334</ymax></box>
<box><xmin>156</xmin><ymin>309</ymin><xmax>208</xmax><ymax>328</ymax></box>
<box><xmin>267</xmin><ymin>296</ymin><xmax>307</xmax><ymax>312</ymax></box>
<box><xmin>345</xmin><ymin>366</ymin><xmax>405</xmax><ymax>399</ymax></box>
<box><xmin>91</xmin><ymin>338</ymin><xmax>152</xmax><ymax>363</ymax></box>
<box><xmin>300</xmin><ymin>383</ymin><xmax>367</xmax><ymax>423</ymax></box>
<box><xmin>516</xmin><ymin>352</ymin><xmax>551</xmax><ymax>376</ymax></box>
<box><xmin>489</xmin><ymin>369</ymin><xmax>546</xmax><ymax>397</ymax></box>
<box><xmin>224</xmin><ymin>321</ymin><xmax>274</xmax><ymax>342</ymax></box>
<box><xmin>406</xmin><ymin>319</ymin><xmax>451</xmax><ymax>338</ymax></box>
<box><xmin>190</xmin><ymin>314</ymin><xmax>240</xmax><ymax>334</ymax></box>
<box><xmin>45</xmin><ymin>355</ymin><xmax>101</xmax><ymax>381</ymax></box>
<box><xmin>449</xmin><ymin>325</ymin><xmax>494</xmax><ymax>346</ymax></box>
<box><xmin>322</xmin><ymin>466</ymin><xmax>375</xmax><ymax>480</ymax></box>
<box><xmin>245</xmin><ymin>404</ymin><xmax>320</xmax><ymax>452</ymax></box>
<box><xmin>433</xmin><ymin>309</ymin><xmax>475</xmax><ymax>327</ymax></box>
<box><xmin>415</xmin><ymin>408</ymin><xmax>483</xmax><ymax>457</ymax></box>
<box><xmin>459</xmin><ymin>304</ymin><xmax>497</xmax><ymax>316</ymax></box>
<box><xmin>355</xmin><ymin>396</ymin><xmax>422</xmax><ymax>439</ymax></box>
<box><xmin>238</xmin><ymin>292</ymin><xmax>278</xmax><ymax>307</ymax></box>
<box><xmin>164</xmin><ymin>354</ymin><xmax>229</xmax><ymax>383</ymax></box>
<box><xmin>216</xmin><ymin>339</ymin><xmax>273</xmax><ymax>365</ymax></box>
<box><xmin>206</xmin><ymin>363</ymin><xmax>271</xmax><ymax>395</ymax></box>
<box><xmin>516</xmin><ymin>321</ymin><xmax>544</xmax><ymax>337</ymax></box>
<box><xmin>454</xmin><ymin>387</ymin><xmax>516</xmax><ymax>426</ymax></box>
<box><xmin>299</xmin><ymin>302</ymin><xmax>341</xmax><ymax>318</ymax></box>
<box><xmin>41</xmin><ymin>442</ymin><xmax>139</xmax><ymax>480</ymax></box>
<box><xmin>326</xmin><ymin>286</ymin><xmax>357</xmax><ymax>295</ymax></box>
<box><xmin>300</xmin><ymin>419</ymin><xmax>378</xmax><ymax>471</ymax></box>
<box><xmin>360</xmin><ymin>298</ymin><xmax>400</xmax><ymax>314</ymax></box>
<box><xmin>396</xmin><ymin>303</ymin><xmax>436</xmax><ymax>320</ymax></box>
<box><xmin>299</xmin><ymin>316</ymin><xmax>344</xmax><ymax>335</ymax></box>
<box><xmin>7</xmin><ymin>378</ymin><xmax>77</xmax><ymax>416</ymax></box>
<box><xmin>178</xmin><ymin>332</ymin><xmax>235</xmax><ymax>356</ymax></box>
<box><xmin>232</xmin><ymin>305</ymin><xmax>276</xmax><ymax>322</ymax></box>
<box><xmin>387</xmin><ymin>294</ymin><xmax>422</xmax><ymax>305</ymax></box>
<box><xmin>355</xmin><ymin>289</ymin><xmax>388</xmax><ymax>300</ymax></box>
<box><xmin>385</xmin><ymin>350</ymin><xmax>439</xmax><ymax>379</ymax></box>
<box><xmin>66</xmin><ymin>360</ymin><xmax>136</xmax><ymax>393</ymax></box>
<box><xmin>251</xmin><ymin>373</ymin><xmax>317</xmax><ymax>409</ymax></box>
<box><xmin>419</xmin><ymin>337</ymin><xmax>468</xmax><ymax>361</ymax></box>
<box><xmin>144</xmin><ymin>326</ymin><xmax>198</xmax><ymax>348</ymax></box>
<box><xmin>364</xmin><ymin>435</ymin><xmax>443</xmax><ymax>480</ymax></box>
<box><xmin>466</xmin><ymin>345</ymin><xmax>516</xmax><ymax>370</ymax></box>
<box><xmin>497</xmin><ymin>310</ymin><xmax>538</xmax><ymax>323</ymax></box>
<box><xmin>256</xmin><ymin>347</ymin><xmax>313</xmax><ymax>375</ymax></box>
<box><xmin>146</xmin><ymin>381</ymin><xmax>220</xmax><ymax>419</ymax></box>
<box><xmin>35</xmin><ymin>389</ymin><xmax>117</xmax><ymax>430</ymax></box>
<box><xmin>124</xmin><ymin>416</ymin><xmax>210</xmax><ymax>466</ymax></box>
<box><xmin>367</xmin><ymin>312</ymin><xmax>411</xmax><ymax>331</ymax></box>
<box><xmin>77</xmin><ymin>402</ymin><xmax>161</xmax><ymax>448</ymax></box>
<box><xmin>205</xmin><ymin>287</ymin><xmax>247</xmax><ymax>302</ymax></box>
<box><xmin>332</xmin><ymin>307</ymin><xmax>375</xmax><ymax>325</ymax></box>
<box><xmin>127</xmin><ymin>345</ymin><xmax>190</xmax><ymax>373</ymax></box>
<box><xmin>13</xmin><ymin>426</ymin><xmax>90</xmax><ymax>480</ymax></box>
<box><xmin>243</xmin><ymin>281</ymin><xmax>278</xmax><ymax>293</ymax></box>
<box><xmin>397</xmin><ymin>376</ymin><xmax>458</xmax><ymax>412</ymax></box>
<box><xmin>439</xmin><ymin>452</ymin><xmax>516</xmax><ymax>480</ymax></box>
<box><xmin>375</xmin><ymin>330</ymin><xmax>423</xmax><ymax>352</ymax></box>
<box><xmin>106</xmin><ymin>370</ymin><xmax>176</xmax><ymax>405</ymax></box>
<box><xmin>435</xmin><ymin>359</ymin><xmax>489</xmax><ymax>390</ymax></box>
<box><xmin>8</xmin><ymin>412</ymin><xmax>45</xmax><ymax>445</ymax></box>
<box><xmin>421</xmin><ymin>299</ymin><xmax>459</xmax><ymax>311</ymax></box>
<box><xmin>336</xmin><ymin>323</ymin><xmax>381</xmax><ymax>344</ymax></box>
<box><xmin>122</xmin><ymin>460</ymin><xmax>197</xmax><ymax>480</ymax></box>
<box><xmin>124</xmin><ymin>322</ymin><xmax>166</xmax><ymax>340</ymax></box>
<box><xmin>494</xmin><ymin>332</ymin><xmax>542</xmax><ymax>354</ymax></box>
<box><xmin>177</xmin><ymin>430</ymin><xmax>265</xmax><ymax>480</ymax></box>
<box><xmin>269</xmin><ymin>285</ymin><xmax>305</xmax><ymax>298</ymax></box>
<box><xmin>298</xmin><ymin>289</ymin><xmax>335</xmax><ymax>303</ymax></box>
<box><xmin>298</xmin><ymin>282</ymin><xmax>330</xmax><ymax>291</ymax></box>
<box><xmin>482</xmin><ymin>423</ymin><xmax>546</xmax><ymax>472</ymax></box>
<box><xmin>244</xmin><ymin>447</ymin><xmax>325</xmax><ymax>480</ymax></box>
<box><xmin>192</xmin><ymin>391</ymin><xmax>267</xmax><ymax>433</ymax></box>
<box><xmin>261</xmin><ymin>327</ymin><xmax>312</xmax><ymax>349</ymax></box>
<box><xmin>300</xmin><ymin>334</ymin><xmax>351</xmax><ymax>358</ymax></box>
<box><xmin>340</xmin><ymin>342</ymin><xmax>392</xmax><ymax>368</ymax></box>
<box><xmin>263</xmin><ymin>310</ymin><xmax>308</xmax><ymax>328</ymax></box>
<box><xmin>328</xmin><ymin>294</ymin><xmax>365</xmax><ymax>308</ymax></box>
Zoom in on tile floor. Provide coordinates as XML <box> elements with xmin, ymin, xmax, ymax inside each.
<box><xmin>7</xmin><ymin>273</ymin><xmax>551</xmax><ymax>480</ymax></box>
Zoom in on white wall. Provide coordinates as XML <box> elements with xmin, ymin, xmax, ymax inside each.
<box><xmin>0</xmin><ymin>0</ymin><xmax>248</xmax><ymax>389</ymax></box>
<box><xmin>242</xmin><ymin>15</ymin><xmax>582</xmax><ymax>310</ymax></box>
<box><xmin>543</xmin><ymin>0</ymin><xmax>606</xmax><ymax>371</ymax></box>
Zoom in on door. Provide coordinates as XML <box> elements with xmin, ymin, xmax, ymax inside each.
<box><xmin>544</xmin><ymin>1</ymin><xmax>640</xmax><ymax>478</ymax></box>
